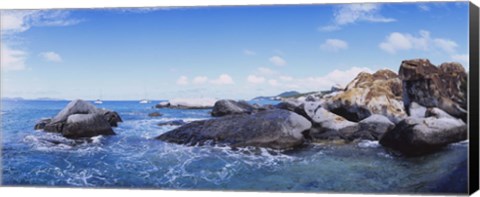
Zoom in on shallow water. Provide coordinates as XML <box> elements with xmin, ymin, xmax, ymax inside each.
<box><xmin>1</xmin><ymin>100</ymin><xmax>468</xmax><ymax>193</ymax></box>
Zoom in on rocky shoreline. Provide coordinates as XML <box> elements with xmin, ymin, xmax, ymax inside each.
<box><xmin>34</xmin><ymin>58</ymin><xmax>468</xmax><ymax>156</ymax></box>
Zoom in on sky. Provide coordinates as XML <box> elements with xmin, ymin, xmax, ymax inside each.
<box><xmin>0</xmin><ymin>2</ymin><xmax>470</xmax><ymax>100</ymax></box>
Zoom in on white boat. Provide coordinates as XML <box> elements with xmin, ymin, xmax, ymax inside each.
<box><xmin>94</xmin><ymin>99</ymin><xmax>103</xmax><ymax>104</ymax></box>
<box><xmin>139</xmin><ymin>99</ymin><xmax>150</xmax><ymax>104</ymax></box>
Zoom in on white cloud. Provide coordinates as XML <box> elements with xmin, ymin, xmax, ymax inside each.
<box><xmin>268</xmin><ymin>79</ymin><xmax>279</xmax><ymax>86</ymax></box>
<box><xmin>379</xmin><ymin>30</ymin><xmax>461</xmax><ymax>55</ymax></box>
<box><xmin>192</xmin><ymin>76</ymin><xmax>208</xmax><ymax>84</ymax></box>
<box><xmin>176</xmin><ymin>76</ymin><xmax>189</xmax><ymax>85</ymax></box>
<box><xmin>243</xmin><ymin>49</ymin><xmax>256</xmax><ymax>56</ymax></box>
<box><xmin>245</xmin><ymin>66</ymin><xmax>373</xmax><ymax>91</ymax></box>
<box><xmin>297</xmin><ymin>66</ymin><xmax>374</xmax><ymax>90</ymax></box>
<box><xmin>451</xmin><ymin>54</ymin><xmax>469</xmax><ymax>64</ymax></box>
<box><xmin>1</xmin><ymin>10</ymin><xmax>81</xmax><ymax>35</ymax></box>
<box><xmin>319</xmin><ymin>4</ymin><xmax>395</xmax><ymax>32</ymax></box>
<box><xmin>320</xmin><ymin>39</ymin><xmax>349</xmax><ymax>52</ymax></box>
<box><xmin>210</xmin><ymin>74</ymin><xmax>234</xmax><ymax>85</ymax></box>
<box><xmin>279</xmin><ymin>76</ymin><xmax>293</xmax><ymax>81</ymax></box>
<box><xmin>256</xmin><ymin>67</ymin><xmax>276</xmax><ymax>75</ymax></box>
<box><xmin>39</xmin><ymin>51</ymin><xmax>62</xmax><ymax>62</ymax></box>
<box><xmin>418</xmin><ymin>4</ymin><xmax>431</xmax><ymax>11</ymax></box>
<box><xmin>433</xmin><ymin>38</ymin><xmax>458</xmax><ymax>54</ymax></box>
<box><xmin>379</xmin><ymin>30</ymin><xmax>431</xmax><ymax>54</ymax></box>
<box><xmin>269</xmin><ymin>56</ymin><xmax>287</xmax><ymax>66</ymax></box>
<box><xmin>246</xmin><ymin>75</ymin><xmax>266</xmax><ymax>84</ymax></box>
<box><xmin>1</xmin><ymin>43</ymin><xmax>27</xmax><ymax>71</ymax></box>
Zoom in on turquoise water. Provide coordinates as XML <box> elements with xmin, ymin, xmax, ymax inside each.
<box><xmin>1</xmin><ymin>100</ymin><xmax>468</xmax><ymax>193</ymax></box>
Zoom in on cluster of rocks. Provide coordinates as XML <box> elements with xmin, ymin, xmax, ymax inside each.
<box><xmin>156</xmin><ymin>59</ymin><xmax>468</xmax><ymax>156</ymax></box>
<box><xmin>34</xmin><ymin>99</ymin><xmax>122</xmax><ymax>139</ymax></box>
<box><xmin>32</xmin><ymin>59</ymin><xmax>467</xmax><ymax>156</ymax></box>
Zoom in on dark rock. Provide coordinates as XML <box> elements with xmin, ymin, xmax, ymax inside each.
<box><xmin>148</xmin><ymin>112</ymin><xmax>163</xmax><ymax>117</ymax></box>
<box><xmin>155</xmin><ymin>101</ymin><xmax>170</xmax><ymax>108</ymax></box>
<box><xmin>275</xmin><ymin>101</ymin><xmax>310</xmax><ymax>121</ymax></box>
<box><xmin>399</xmin><ymin>59</ymin><xmax>467</xmax><ymax>121</ymax></box>
<box><xmin>157</xmin><ymin>120</ymin><xmax>186</xmax><ymax>126</ymax></box>
<box><xmin>156</xmin><ymin>109</ymin><xmax>312</xmax><ymax>149</ymax></box>
<box><xmin>34</xmin><ymin>99</ymin><xmax>122</xmax><ymax>139</ymax></box>
<box><xmin>34</xmin><ymin>119</ymin><xmax>51</xmax><ymax>130</ymax></box>
<box><xmin>100</xmin><ymin>110</ymin><xmax>123</xmax><ymax>127</ymax></box>
<box><xmin>323</xmin><ymin>69</ymin><xmax>407</xmax><ymax>123</ymax></box>
<box><xmin>62</xmin><ymin>113</ymin><xmax>115</xmax><ymax>138</ymax></box>
<box><xmin>211</xmin><ymin>99</ymin><xmax>256</xmax><ymax>117</ymax></box>
<box><xmin>379</xmin><ymin>117</ymin><xmax>467</xmax><ymax>156</ymax></box>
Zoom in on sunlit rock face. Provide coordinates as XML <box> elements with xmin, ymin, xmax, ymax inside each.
<box><xmin>323</xmin><ymin>69</ymin><xmax>407</xmax><ymax>124</ymax></box>
<box><xmin>399</xmin><ymin>59</ymin><xmax>467</xmax><ymax>121</ymax></box>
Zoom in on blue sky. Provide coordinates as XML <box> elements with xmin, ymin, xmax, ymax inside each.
<box><xmin>0</xmin><ymin>2</ymin><xmax>470</xmax><ymax>100</ymax></box>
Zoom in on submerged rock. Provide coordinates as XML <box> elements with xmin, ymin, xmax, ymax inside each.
<box><xmin>34</xmin><ymin>99</ymin><xmax>122</xmax><ymax>138</ymax></box>
<box><xmin>156</xmin><ymin>109</ymin><xmax>312</xmax><ymax>149</ymax></box>
<box><xmin>323</xmin><ymin>69</ymin><xmax>407</xmax><ymax>123</ymax></box>
<box><xmin>34</xmin><ymin>118</ymin><xmax>52</xmax><ymax>130</ymax></box>
<box><xmin>399</xmin><ymin>59</ymin><xmax>467</xmax><ymax>121</ymax></box>
<box><xmin>148</xmin><ymin>112</ymin><xmax>163</xmax><ymax>117</ymax></box>
<box><xmin>211</xmin><ymin>100</ymin><xmax>256</xmax><ymax>117</ymax></box>
<box><xmin>379</xmin><ymin>116</ymin><xmax>467</xmax><ymax>156</ymax></box>
<box><xmin>157</xmin><ymin>120</ymin><xmax>186</xmax><ymax>126</ymax></box>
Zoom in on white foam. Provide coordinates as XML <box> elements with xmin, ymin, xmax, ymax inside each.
<box><xmin>357</xmin><ymin>140</ymin><xmax>380</xmax><ymax>148</ymax></box>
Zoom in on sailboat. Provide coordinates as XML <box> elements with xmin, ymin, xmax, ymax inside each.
<box><xmin>94</xmin><ymin>99</ymin><xmax>103</xmax><ymax>104</ymax></box>
<box><xmin>94</xmin><ymin>90</ymin><xmax>103</xmax><ymax>104</ymax></box>
<box><xmin>139</xmin><ymin>89</ymin><xmax>150</xmax><ymax>104</ymax></box>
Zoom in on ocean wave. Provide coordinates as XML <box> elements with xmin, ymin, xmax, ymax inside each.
<box><xmin>23</xmin><ymin>133</ymin><xmax>107</xmax><ymax>153</ymax></box>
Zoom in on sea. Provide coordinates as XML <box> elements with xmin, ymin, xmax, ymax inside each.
<box><xmin>0</xmin><ymin>100</ymin><xmax>468</xmax><ymax>194</ymax></box>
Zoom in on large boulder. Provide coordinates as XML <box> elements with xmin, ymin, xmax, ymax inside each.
<box><xmin>156</xmin><ymin>109</ymin><xmax>312</xmax><ymax>149</ymax></box>
<box><xmin>353</xmin><ymin>114</ymin><xmax>395</xmax><ymax>140</ymax></box>
<box><xmin>211</xmin><ymin>100</ymin><xmax>256</xmax><ymax>117</ymax></box>
<box><xmin>379</xmin><ymin>116</ymin><xmax>467</xmax><ymax>156</ymax></box>
<box><xmin>62</xmin><ymin>113</ymin><xmax>115</xmax><ymax>138</ymax></box>
<box><xmin>323</xmin><ymin>69</ymin><xmax>407</xmax><ymax>123</ymax></box>
<box><xmin>34</xmin><ymin>99</ymin><xmax>122</xmax><ymax>138</ymax></box>
<box><xmin>275</xmin><ymin>100</ymin><xmax>310</xmax><ymax>121</ymax></box>
<box><xmin>305</xmin><ymin>106</ymin><xmax>359</xmax><ymax>141</ymax></box>
<box><xmin>399</xmin><ymin>59</ymin><xmax>467</xmax><ymax>121</ymax></box>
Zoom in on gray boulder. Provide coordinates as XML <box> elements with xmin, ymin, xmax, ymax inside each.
<box><xmin>379</xmin><ymin>116</ymin><xmax>467</xmax><ymax>156</ymax></box>
<box><xmin>275</xmin><ymin>100</ymin><xmax>310</xmax><ymax>121</ymax></box>
<box><xmin>409</xmin><ymin>102</ymin><xmax>427</xmax><ymax>118</ymax></box>
<box><xmin>157</xmin><ymin>109</ymin><xmax>312</xmax><ymax>149</ymax></box>
<box><xmin>306</xmin><ymin>107</ymin><xmax>359</xmax><ymax>141</ymax></box>
<box><xmin>352</xmin><ymin>114</ymin><xmax>395</xmax><ymax>140</ymax></box>
<box><xmin>62</xmin><ymin>113</ymin><xmax>115</xmax><ymax>138</ymax></box>
<box><xmin>211</xmin><ymin>100</ymin><xmax>256</xmax><ymax>117</ymax></box>
<box><xmin>35</xmin><ymin>99</ymin><xmax>122</xmax><ymax>139</ymax></box>
<box><xmin>51</xmin><ymin>99</ymin><xmax>99</xmax><ymax>123</ymax></box>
